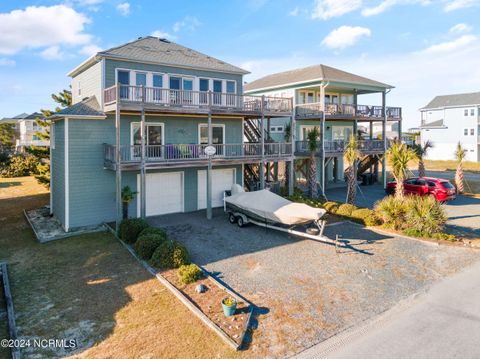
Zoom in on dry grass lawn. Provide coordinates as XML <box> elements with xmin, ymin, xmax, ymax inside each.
<box><xmin>422</xmin><ymin>159</ymin><xmax>480</xmax><ymax>173</ymax></box>
<box><xmin>0</xmin><ymin>177</ymin><xmax>247</xmax><ymax>359</ymax></box>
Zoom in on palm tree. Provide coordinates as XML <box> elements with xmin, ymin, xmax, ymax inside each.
<box><xmin>344</xmin><ymin>135</ymin><xmax>360</xmax><ymax>204</ymax></box>
<box><xmin>386</xmin><ymin>140</ymin><xmax>418</xmax><ymax>198</ymax></box>
<box><xmin>414</xmin><ymin>140</ymin><xmax>433</xmax><ymax>177</ymax></box>
<box><xmin>284</xmin><ymin>123</ymin><xmax>292</xmax><ymax>191</ymax></box>
<box><xmin>306</xmin><ymin>127</ymin><xmax>320</xmax><ymax>198</ymax></box>
<box><xmin>454</xmin><ymin>142</ymin><xmax>466</xmax><ymax>193</ymax></box>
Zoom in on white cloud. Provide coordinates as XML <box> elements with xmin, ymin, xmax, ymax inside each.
<box><xmin>151</xmin><ymin>30</ymin><xmax>177</xmax><ymax>41</ymax></box>
<box><xmin>444</xmin><ymin>0</ymin><xmax>479</xmax><ymax>11</ymax></box>
<box><xmin>289</xmin><ymin>7</ymin><xmax>300</xmax><ymax>16</ymax></box>
<box><xmin>173</xmin><ymin>16</ymin><xmax>201</xmax><ymax>33</ymax></box>
<box><xmin>0</xmin><ymin>5</ymin><xmax>91</xmax><ymax>55</ymax></box>
<box><xmin>79</xmin><ymin>44</ymin><xmax>102</xmax><ymax>56</ymax></box>
<box><xmin>322</xmin><ymin>26</ymin><xmax>371</xmax><ymax>49</ymax></box>
<box><xmin>76</xmin><ymin>0</ymin><xmax>104</xmax><ymax>5</ymax></box>
<box><xmin>362</xmin><ymin>0</ymin><xmax>431</xmax><ymax>16</ymax></box>
<box><xmin>116</xmin><ymin>2</ymin><xmax>130</xmax><ymax>16</ymax></box>
<box><xmin>312</xmin><ymin>0</ymin><xmax>362</xmax><ymax>20</ymax></box>
<box><xmin>0</xmin><ymin>58</ymin><xmax>15</xmax><ymax>66</ymax></box>
<box><xmin>40</xmin><ymin>45</ymin><xmax>65</xmax><ymax>60</ymax></box>
<box><xmin>449</xmin><ymin>23</ymin><xmax>472</xmax><ymax>33</ymax></box>
<box><xmin>423</xmin><ymin>34</ymin><xmax>477</xmax><ymax>53</ymax></box>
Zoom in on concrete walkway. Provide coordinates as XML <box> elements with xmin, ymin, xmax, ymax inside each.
<box><xmin>295</xmin><ymin>259</ymin><xmax>480</xmax><ymax>359</ymax></box>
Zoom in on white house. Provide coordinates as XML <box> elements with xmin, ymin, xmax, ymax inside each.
<box><xmin>15</xmin><ymin>112</ymin><xmax>49</xmax><ymax>151</ymax></box>
<box><xmin>420</xmin><ymin>92</ymin><xmax>479</xmax><ymax>162</ymax></box>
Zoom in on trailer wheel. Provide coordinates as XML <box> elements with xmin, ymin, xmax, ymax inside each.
<box><xmin>228</xmin><ymin>213</ymin><xmax>237</xmax><ymax>224</ymax></box>
<box><xmin>237</xmin><ymin>216</ymin><xmax>245</xmax><ymax>227</ymax></box>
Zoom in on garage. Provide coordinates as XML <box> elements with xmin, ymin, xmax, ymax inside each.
<box><xmin>198</xmin><ymin>168</ymin><xmax>236</xmax><ymax>209</ymax></box>
<box><xmin>137</xmin><ymin>172</ymin><xmax>184</xmax><ymax>216</ymax></box>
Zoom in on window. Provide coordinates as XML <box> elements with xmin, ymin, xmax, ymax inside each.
<box><xmin>118</xmin><ymin>70</ymin><xmax>130</xmax><ymax>99</ymax></box>
<box><xmin>226</xmin><ymin>81</ymin><xmax>235</xmax><ymax>94</ymax></box>
<box><xmin>213</xmin><ymin>80</ymin><xmax>223</xmax><ymax>105</ymax></box>
<box><xmin>131</xmin><ymin>123</ymin><xmax>164</xmax><ymax>158</ymax></box>
<box><xmin>332</xmin><ymin>125</ymin><xmax>352</xmax><ymax>140</ymax></box>
<box><xmin>183</xmin><ymin>79</ymin><xmax>193</xmax><ymax>91</ymax></box>
<box><xmin>199</xmin><ymin>78</ymin><xmax>209</xmax><ymax>104</ymax></box>
<box><xmin>33</xmin><ymin>134</ymin><xmax>39</xmax><ymax>141</ymax></box>
<box><xmin>199</xmin><ymin>124</ymin><xmax>224</xmax><ymax>155</ymax></box>
<box><xmin>464</xmin><ymin>128</ymin><xmax>468</xmax><ymax>135</ymax></box>
<box><xmin>471</xmin><ymin>128</ymin><xmax>475</xmax><ymax>136</ymax></box>
<box><xmin>199</xmin><ymin>78</ymin><xmax>209</xmax><ymax>92</ymax></box>
<box><xmin>464</xmin><ymin>109</ymin><xmax>468</xmax><ymax>116</ymax></box>
<box><xmin>270</xmin><ymin>126</ymin><xmax>284</xmax><ymax>133</ymax></box>
<box><xmin>169</xmin><ymin>77</ymin><xmax>181</xmax><ymax>90</ymax></box>
<box><xmin>152</xmin><ymin>74</ymin><xmax>163</xmax><ymax>102</ymax></box>
<box><xmin>471</xmin><ymin>109</ymin><xmax>475</xmax><ymax>116</ymax></box>
<box><xmin>135</xmin><ymin>72</ymin><xmax>147</xmax><ymax>100</ymax></box>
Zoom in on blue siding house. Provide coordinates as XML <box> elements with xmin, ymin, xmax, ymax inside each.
<box><xmin>50</xmin><ymin>36</ymin><xmax>293</xmax><ymax>231</ymax></box>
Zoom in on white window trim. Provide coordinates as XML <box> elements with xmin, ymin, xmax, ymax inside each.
<box><xmin>198</xmin><ymin>123</ymin><xmax>226</xmax><ymax>144</ymax></box>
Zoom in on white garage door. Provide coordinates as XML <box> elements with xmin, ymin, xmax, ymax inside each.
<box><xmin>137</xmin><ymin>172</ymin><xmax>183</xmax><ymax>216</ymax></box>
<box><xmin>198</xmin><ymin>168</ymin><xmax>236</xmax><ymax>209</ymax></box>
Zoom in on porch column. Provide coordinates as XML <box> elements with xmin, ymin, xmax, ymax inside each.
<box><xmin>353</xmin><ymin>119</ymin><xmax>358</xmax><ymax>139</ymax></box>
<box><xmin>266</xmin><ymin>117</ymin><xmax>271</xmax><ymax>182</ymax></box>
<box><xmin>289</xmin><ymin>112</ymin><xmax>295</xmax><ymax>196</ymax></box>
<box><xmin>319</xmin><ymin>82</ymin><xmax>325</xmax><ymax>112</ymax></box>
<box><xmin>369</xmin><ymin>121</ymin><xmax>374</xmax><ymax>140</ymax></box>
<box><xmin>382</xmin><ymin>91</ymin><xmax>387</xmax><ymax>188</ymax></box>
<box><xmin>115</xmin><ymin>84</ymin><xmax>122</xmax><ymax>231</ymax></box>
<box><xmin>320</xmin><ymin>111</ymin><xmax>326</xmax><ymax>198</ymax></box>
<box><xmin>206</xmin><ymin>91</ymin><xmax>213</xmax><ymax>219</ymax></box>
<box><xmin>259</xmin><ymin>96</ymin><xmax>265</xmax><ymax>189</ymax></box>
<box><xmin>140</xmin><ymin>100</ymin><xmax>146</xmax><ymax>219</ymax></box>
<box><xmin>397</xmin><ymin>119</ymin><xmax>402</xmax><ymax>142</ymax></box>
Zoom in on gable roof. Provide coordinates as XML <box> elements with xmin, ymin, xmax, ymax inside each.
<box><xmin>69</xmin><ymin>36</ymin><xmax>249</xmax><ymax>77</ymax></box>
<box><xmin>420</xmin><ymin>119</ymin><xmax>446</xmax><ymax>129</ymax></box>
<box><xmin>421</xmin><ymin>91</ymin><xmax>480</xmax><ymax>110</ymax></box>
<box><xmin>244</xmin><ymin>64</ymin><xmax>393</xmax><ymax>93</ymax></box>
<box><xmin>51</xmin><ymin>96</ymin><xmax>105</xmax><ymax>119</ymax></box>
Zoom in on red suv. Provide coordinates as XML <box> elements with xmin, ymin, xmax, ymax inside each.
<box><xmin>386</xmin><ymin>177</ymin><xmax>457</xmax><ymax>202</ymax></box>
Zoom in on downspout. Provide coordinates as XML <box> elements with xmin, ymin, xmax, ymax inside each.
<box><xmin>64</xmin><ymin>117</ymin><xmax>70</xmax><ymax>232</ymax></box>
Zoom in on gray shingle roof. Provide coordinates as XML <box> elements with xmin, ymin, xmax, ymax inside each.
<box><xmin>244</xmin><ymin>64</ymin><xmax>393</xmax><ymax>92</ymax></box>
<box><xmin>422</xmin><ymin>91</ymin><xmax>480</xmax><ymax>109</ymax></box>
<box><xmin>97</xmin><ymin>36</ymin><xmax>249</xmax><ymax>75</ymax></box>
<box><xmin>53</xmin><ymin>96</ymin><xmax>105</xmax><ymax>118</ymax></box>
<box><xmin>421</xmin><ymin>119</ymin><xmax>445</xmax><ymax>128</ymax></box>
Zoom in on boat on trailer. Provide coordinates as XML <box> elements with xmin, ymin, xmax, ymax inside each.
<box><xmin>223</xmin><ymin>185</ymin><xmax>343</xmax><ymax>246</ymax></box>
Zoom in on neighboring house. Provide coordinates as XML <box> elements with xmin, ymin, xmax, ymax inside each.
<box><xmin>49</xmin><ymin>36</ymin><xmax>292</xmax><ymax>231</ymax></box>
<box><xmin>420</xmin><ymin>92</ymin><xmax>479</xmax><ymax>162</ymax></box>
<box><xmin>0</xmin><ymin>113</ymin><xmax>29</xmax><ymax>145</ymax></box>
<box><xmin>244</xmin><ymin>64</ymin><xmax>402</xmax><ymax>193</ymax></box>
<box><xmin>15</xmin><ymin>112</ymin><xmax>49</xmax><ymax>152</ymax></box>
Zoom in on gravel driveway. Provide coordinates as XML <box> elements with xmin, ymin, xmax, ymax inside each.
<box><xmin>149</xmin><ymin>209</ymin><xmax>480</xmax><ymax>358</ymax></box>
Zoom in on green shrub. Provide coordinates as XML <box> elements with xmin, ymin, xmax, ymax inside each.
<box><xmin>431</xmin><ymin>232</ymin><xmax>457</xmax><ymax>241</ymax></box>
<box><xmin>134</xmin><ymin>234</ymin><xmax>165</xmax><ymax>260</ymax></box>
<box><xmin>336</xmin><ymin>203</ymin><xmax>357</xmax><ymax>216</ymax></box>
<box><xmin>177</xmin><ymin>264</ymin><xmax>203</xmax><ymax>284</ymax></box>
<box><xmin>139</xmin><ymin>227</ymin><xmax>167</xmax><ymax>240</ymax></box>
<box><xmin>351</xmin><ymin>208</ymin><xmax>379</xmax><ymax>226</ymax></box>
<box><xmin>404</xmin><ymin>195</ymin><xmax>447</xmax><ymax>235</ymax></box>
<box><xmin>374</xmin><ymin>196</ymin><xmax>406</xmax><ymax>230</ymax></box>
<box><xmin>118</xmin><ymin>218</ymin><xmax>149</xmax><ymax>244</ymax></box>
<box><xmin>0</xmin><ymin>154</ymin><xmax>38</xmax><ymax>178</ymax></box>
<box><xmin>151</xmin><ymin>240</ymin><xmax>190</xmax><ymax>269</ymax></box>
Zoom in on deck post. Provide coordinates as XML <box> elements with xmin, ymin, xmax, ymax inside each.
<box><xmin>266</xmin><ymin>117</ymin><xmax>271</xmax><ymax>182</ymax></box>
<box><xmin>382</xmin><ymin>91</ymin><xmax>387</xmax><ymax>188</ymax></box>
<box><xmin>369</xmin><ymin>121</ymin><xmax>374</xmax><ymax>140</ymax></box>
<box><xmin>140</xmin><ymin>85</ymin><xmax>146</xmax><ymax>219</ymax></box>
<box><xmin>206</xmin><ymin>91</ymin><xmax>213</xmax><ymax>220</ymax></box>
<box><xmin>115</xmin><ymin>83</ymin><xmax>122</xmax><ymax>232</ymax></box>
<box><xmin>397</xmin><ymin>118</ymin><xmax>402</xmax><ymax>141</ymax></box>
<box><xmin>259</xmin><ymin>96</ymin><xmax>265</xmax><ymax>190</ymax></box>
<box><xmin>289</xmin><ymin>110</ymin><xmax>295</xmax><ymax>195</ymax></box>
<box><xmin>320</xmin><ymin>110</ymin><xmax>326</xmax><ymax>198</ymax></box>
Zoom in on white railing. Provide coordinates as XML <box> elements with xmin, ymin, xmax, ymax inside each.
<box><xmin>16</xmin><ymin>139</ymin><xmax>50</xmax><ymax>147</ymax></box>
<box><xmin>104</xmin><ymin>142</ymin><xmax>292</xmax><ymax>163</ymax></box>
<box><xmin>104</xmin><ymin>85</ymin><xmax>292</xmax><ymax>114</ymax></box>
<box><xmin>295</xmin><ymin>102</ymin><xmax>401</xmax><ymax>119</ymax></box>
<box><xmin>295</xmin><ymin>139</ymin><xmax>388</xmax><ymax>154</ymax></box>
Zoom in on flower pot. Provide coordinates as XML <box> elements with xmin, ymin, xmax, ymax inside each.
<box><xmin>221</xmin><ymin>297</ymin><xmax>237</xmax><ymax>317</ymax></box>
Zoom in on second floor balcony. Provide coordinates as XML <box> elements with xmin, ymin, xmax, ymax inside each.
<box><xmin>103</xmin><ymin>142</ymin><xmax>293</xmax><ymax>170</ymax></box>
<box><xmin>295</xmin><ymin>102</ymin><xmax>402</xmax><ymax>120</ymax></box>
<box><xmin>295</xmin><ymin>139</ymin><xmax>389</xmax><ymax>156</ymax></box>
<box><xmin>104</xmin><ymin>84</ymin><xmax>292</xmax><ymax>117</ymax></box>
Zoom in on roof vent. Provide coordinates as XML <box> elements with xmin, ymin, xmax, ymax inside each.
<box><xmin>160</xmin><ymin>38</ymin><xmax>170</xmax><ymax>43</ymax></box>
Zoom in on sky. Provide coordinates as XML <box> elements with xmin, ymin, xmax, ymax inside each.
<box><xmin>0</xmin><ymin>0</ymin><xmax>480</xmax><ymax>129</ymax></box>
